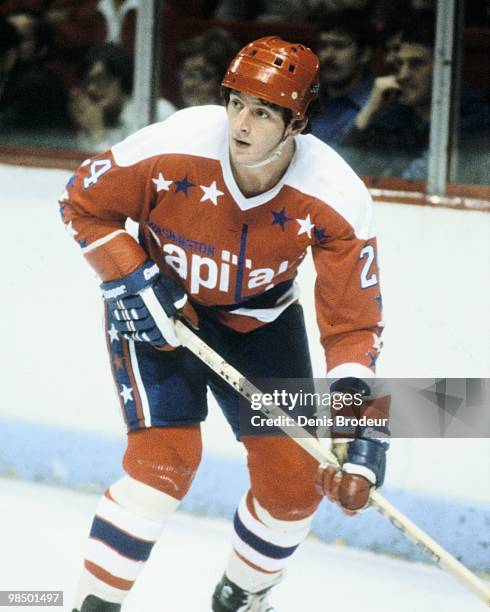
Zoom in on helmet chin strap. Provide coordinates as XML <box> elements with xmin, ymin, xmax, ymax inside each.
<box><xmin>240</xmin><ymin>133</ymin><xmax>290</xmax><ymax>169</ymax></box>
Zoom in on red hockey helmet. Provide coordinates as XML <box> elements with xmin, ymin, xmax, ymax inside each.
<box><xmin>222</xmin><ymin>36</ymin><xmax>320</xmax><ymax>119</ymax></box>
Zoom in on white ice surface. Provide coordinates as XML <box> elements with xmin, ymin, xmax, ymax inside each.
<box><xmin>0</xmin><ymin>478</ymin><xmax>487</xmax><ymax>612</ymax></box>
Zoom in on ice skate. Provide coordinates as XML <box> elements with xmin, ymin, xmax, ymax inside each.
<box><xmin>72</xmin><ymin>594</ymin><xmax>121</xmax><ymax>612</ymax></box>
<box><xmin>212</xmin><ymin>574</ymin><xmax>276</xmax><ymax>611</ymax></box>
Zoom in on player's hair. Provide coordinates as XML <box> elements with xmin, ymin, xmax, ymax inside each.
<box><xmin>78</xmin><ymin>43</ymin><xmax>133</xmax><ymax>95</ymax></box>
<box><xmin>313</xmin><ymin>8</ymin><xmax>375</xmax><ymax>50</ymax></box>
<box><xmin>221</xmin><ymin>86</ymin><xmax>318</xmax><ymax>134</ymax></box>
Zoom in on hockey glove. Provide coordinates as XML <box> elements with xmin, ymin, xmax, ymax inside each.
<box><xmin>316</xmin><ymin>377</ymin><xmax>390</xmax><ymax>514</ymax></box>
<box><xmin>101</xmin><ymin>259</ymin><xmax>193</xmax><ymax>348</ymax></box>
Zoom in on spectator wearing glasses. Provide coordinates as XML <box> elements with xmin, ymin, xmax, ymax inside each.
<box><xmin>69</xmin><ymin>42</ymin><xmax>176</xmax><ymax>152</ymax></box>
<box><xmin>177</xmin><ymin>28</ymin><xmax>240</xmax><ymax>108</ymax></box>
<box><xmin>310</xmin><ymin>10</ymin><xmax>375</xmax><ymax>145</ymax></box>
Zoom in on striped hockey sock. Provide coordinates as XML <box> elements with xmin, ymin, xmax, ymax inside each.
<box><xmin>227</xmin><ymin>491</ymin><xmax>314</xmax><ymax>593</ymax></box>
<box><xmin>74</xmin><ymin>476</ymin><xmax>179</xmax><ymax>608</ymax></box>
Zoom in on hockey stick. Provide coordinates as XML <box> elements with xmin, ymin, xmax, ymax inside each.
<box><xmin>139</xmin><ymin>293</ymin><xmax>490</xmax><ymax>604</ymax></box>
<box><xmin>170</xmin><ymin>321</ymin><xmax>490</xmax><ymax>605</ymax></box>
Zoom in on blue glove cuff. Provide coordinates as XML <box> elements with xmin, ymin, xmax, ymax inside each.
<box><xmin>100</xmin><ymin>260</ymin><xmax>159</xmax><ymax>301</ymax></box>
<box><xmin>330</xmin><ymin>377</ymin><xmax>371</xmax><ymax>397</ymax></box>
<box><xmin>347</xmin><ymin>438</ymin><xmax>389</xmax><ymax>487</ymax></box>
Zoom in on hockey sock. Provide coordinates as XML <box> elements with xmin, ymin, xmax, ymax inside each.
<box><xmin>226</xmin><ymin>491</ymin><xmax>314</xmax><ymax>593</ymax></box>
<box><xmin>74</xmin><ymin>475</ymin><xmax>179</xmax><ymax>608</ymax></box>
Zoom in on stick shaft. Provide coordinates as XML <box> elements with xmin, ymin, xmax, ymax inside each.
<box><xmin>173</xmin><ymin>320</ymin><xmax>490</xmax><ymax>605</ymax></box>
<box><xmin>368</xmin><ymin>490</ymin><xmax>490</xmax><ymax>603</ymax></box>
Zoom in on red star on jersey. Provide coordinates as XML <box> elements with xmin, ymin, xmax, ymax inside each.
<box><xmin>113</xmin><ymin>353</ymin><xmax>124</xmax><ymax>370</ymax></box>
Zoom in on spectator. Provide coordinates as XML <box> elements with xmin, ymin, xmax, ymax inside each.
<box><xmin>0</xmin><ymin>1</ymin><xmax>138</xmax><ymax>57</ymax></box>
<box><xmin>177</xmin><ymin>28</ymin><xmax>240</xmax><ymax>108</ymax></box>
<box><xmin>6</xmin><ymin>7</ymin><xmax>51</xmax><ymax>63</ymax></box>
<box><xmin>310</xmin><ymin>10</ymin><xmax>375</xmax><ymax>144</ymax></box>
<box><xmin>344</xmin><ymin>13</ymin><xmax>490</xmax><ymax>182</ymax></box>
<box><xmin>1</xmin><ymin>1</ymin><xmax>142</xmax><ymax>102</ymax></box>
<box><xmin>214</xmin><ymin>0</ymin><xmax>371</xmax><ymax>21</ymax></box>
<box><xmin>69</xmin><ymin>43</ymin><xmax>176</xmax><ymax>152</ymax></box>
<box><xmin>0</xmin><ymin>11</ymin><xmax>69</xmax><ymax>132</ymax></box>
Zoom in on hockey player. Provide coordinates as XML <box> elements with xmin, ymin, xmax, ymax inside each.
<box><xmin>61</xmin><ymin>36</ymin><xmax>386</xmax><ymax>612</ymax></box>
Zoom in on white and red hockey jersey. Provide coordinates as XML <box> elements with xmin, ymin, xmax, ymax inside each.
<box><xmin>60</xmin><ymin>105</ymin><xmax>383</xmax><ymax>377</ymax></box>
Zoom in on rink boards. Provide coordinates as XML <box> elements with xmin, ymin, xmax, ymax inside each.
<box><xmin>0</xmin><ymin>164</ymin><xmax>489</xmax><ymax>573</ymax></box>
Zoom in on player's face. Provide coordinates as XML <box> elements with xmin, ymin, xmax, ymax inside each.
<box><xmin>226</xmin><ymin>92</ymin><xmax>287</xmax><ymax>166</ymax></box>
<box><xmin>395</xmin><ymin>43</ymin><xmax>433</xmax><ymax>108</ymax></box>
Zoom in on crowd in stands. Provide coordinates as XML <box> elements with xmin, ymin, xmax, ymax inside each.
<box><xmin>0</xmin><ymin>0</ymin><xmax>488</xmax><ymax>184</ymax></box>
<box><xmin>338</xmin><ymin>13</ymin><xmax>490</xmax><ymax>184</ymax></box>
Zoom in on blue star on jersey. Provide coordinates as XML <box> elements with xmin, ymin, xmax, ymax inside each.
<box><xmin>272</xmin><ymin>207</ymin><xmax>293</xmax><ymax>231</ymax></box>
<box><xmin>314</xmin><ymin>227</ymin><xmax>330</xmax><ymax>244</ymax></box>
<box><xmin>367</xmin><ymin>351</ymin><xmax>379</xmax><ymax>368</ymax></box>
<box><xmin>174</xmin><ymin>175</ymin><xmax>195</xmax><ymax>197</ymax></box>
